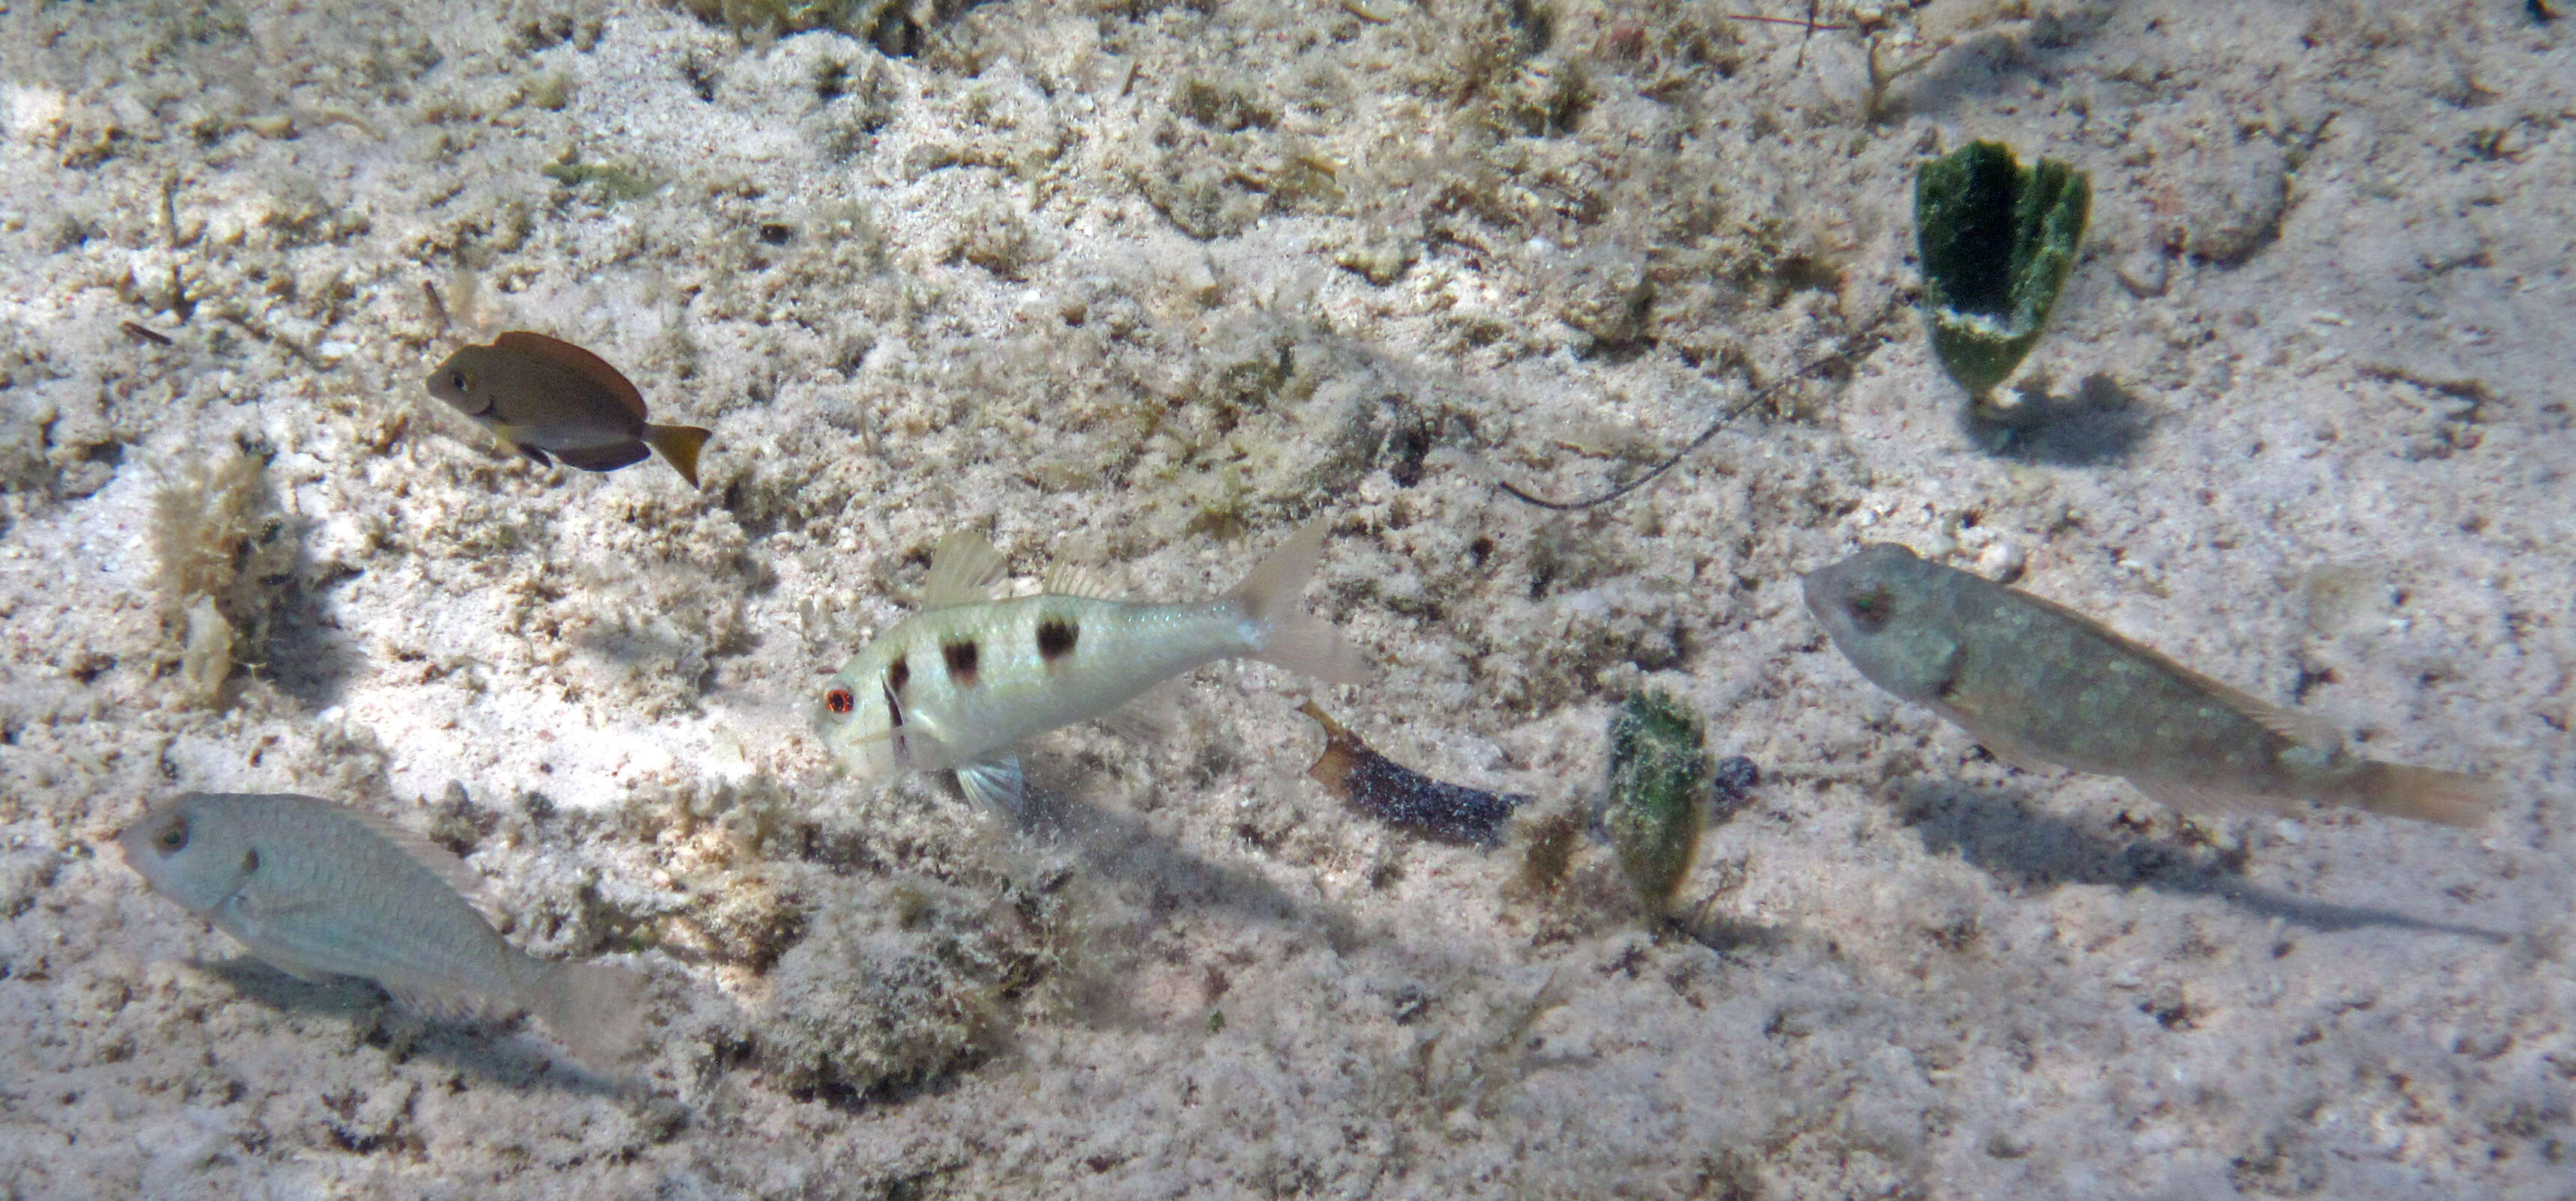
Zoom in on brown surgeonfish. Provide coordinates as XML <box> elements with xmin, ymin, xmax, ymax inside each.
<box><xmin>428</xmin><ymin>332</ymin><xmax>711</xmax><ymax>486</ymax></box>
<box><xmin>1802</xmin><ymin>543</ymin><xmax>2496</xmax><ymax>827</ymax></box>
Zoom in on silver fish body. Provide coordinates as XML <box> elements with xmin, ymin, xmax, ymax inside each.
<box><xmin>118</xmin><ymin>793</ymin><xmax>641</xmax><ymax>1062</ymax></box>
<box><xmin>815</xmin><ymin>521</ymin><xmax>1373</xmax><ymax>808</ymax></box>
<box><xmin>1802</xmin><ymin>543</ymin><xmax>2494</xmax><ymax>827</ymax></box>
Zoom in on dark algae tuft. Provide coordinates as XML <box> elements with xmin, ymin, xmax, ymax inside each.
<box><xmin>1298</xmin><ymin>702</ymin><xmax>1524</xmax><ymax>848</ymax></box>
<box><xmin>1916</xmin><ymin>141</ymin><xmax>2091</xmax><ymax>399</ymax></box>
<box><xmin>1602</xmin><ymin>690</ymin><xmax>1711</xmax><ymax>916</ymax></box>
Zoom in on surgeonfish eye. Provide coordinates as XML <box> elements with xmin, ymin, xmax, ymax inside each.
<box><xmin>449</xmin><ymin>371</ymin><xmax>470</xmax><ymax>392</ymax></box>
<box><xmin>156</xmin><ymin>815</ymin><xmax>190</xmax><ymax>854</ymax></box>
<box><xmin>824</xmin><ymin>687</ymin><xmax>854</xmax><ymax>716</ymax></box>
<box><xmin>1846</xmin><ymin>588</ymin><xmax>1896</xmax><ymax>634</ymax></box>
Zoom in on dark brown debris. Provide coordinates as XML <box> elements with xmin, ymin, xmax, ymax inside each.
<box><xmin>1298</xmin><ymin>702</ymin><xmax>1525</xmax><ymax>848</ymax></box>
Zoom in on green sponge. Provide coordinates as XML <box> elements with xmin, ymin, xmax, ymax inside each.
<box><xmin>1915</xmin><ymin>142</ymin><xmax>2091</xmax><ymax>398</ymax></box>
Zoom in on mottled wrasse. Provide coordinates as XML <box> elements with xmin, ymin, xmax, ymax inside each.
<box><xmin>118</xmin><ymin>792</ymin><xmax>645</xmax><ymax>1065</ymax></box>
<box><xmin>1803</xmin><ymin>544</ymin><xmax>2496</xmax><ymax>827</ymax></box>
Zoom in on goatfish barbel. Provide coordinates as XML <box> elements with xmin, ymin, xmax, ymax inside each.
<box><xmin>427</xmin><ymin>332</ymin><xmax>711</xmax><ymax>487</ymax></box>
<box><xmin>815</xmin><ymin>520</ymin><xmax>1374</xmax><ymax>809</ymax></box>
<box><xmin>117</xmin><ymin>792</ymin><xmax>645</xmax><ymax>1065</ymax></box>
<box><xmin>1802</xmin><ymin>543</ymin><xmax>2496</xmax><ymax>827</ymax></box>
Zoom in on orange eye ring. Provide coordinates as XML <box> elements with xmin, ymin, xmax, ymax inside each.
<box><xmin>824</xmin><ymin>687</ymin><xmax>854</xmax><ymax>715</ymax></box>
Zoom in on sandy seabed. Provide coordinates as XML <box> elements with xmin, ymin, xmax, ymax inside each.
<box><xmin>3</xmin><ymin>1</ymin><xmax>2572</xmax><ymax>1197</ymax></box>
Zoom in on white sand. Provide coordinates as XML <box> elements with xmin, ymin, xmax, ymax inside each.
<box><xmin>3</xmin><ymin>1</ymin><xmax>2572</xmax><ymax>1195</ymax></box>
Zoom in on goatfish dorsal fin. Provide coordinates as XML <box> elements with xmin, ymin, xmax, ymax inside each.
<box><xmin>922</xmin><ymin>531</ymin><xmax>1007</xmax><ymax>608</ymax></box>
<box><xmin>2006</xmin><ymin>586</ymin><xmax>2346</xmax><ymax>751</ymax></box>
<box><xmin>491</xmin><ymin>331</ymin><xmax>648</xmax><ymax>422</ymax></box>
<box><xmin>1041</xmin><ymin>559</ymin><xmax>1123</xmax><ymax>600</ymax></box>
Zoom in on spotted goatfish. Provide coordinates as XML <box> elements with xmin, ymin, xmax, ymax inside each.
<box><xmin>427</xmin><ymin>332</ymin><xmax>711</xmax><ymax>487</ymax></box>
<box><xmin>117</xmin><ymin>792</ymin><xmax>645</xmax><ymax>1065</ymax></box>
<box><xmin>815</xmin><ymin>521</ymin><xmax>1375</xmax><ymax>809</ymax></box>
<box><xmin>1802</xmin><ymin>543</ymin><xmax>2496</xmax><ymax>827</ymax></box>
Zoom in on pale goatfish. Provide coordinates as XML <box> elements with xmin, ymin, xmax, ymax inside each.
<box><xmin>426</xmin><ymin>332</ymin><xmax>711</xmax><ymax>487</ymax></box>
<box><xmin>815</xmin><ymin>521</ymin><xmax>1375</xmax><ymax>809</ymax></box>
<box><xmin>117</xmin><ymin>792</ymin><xmax>645</xmax><ymax>1065</ymax></box>
<box><xmin>1802</xmin><ymin>543</ymin><xmax>2496</xmax><ymax>827</ymax></box>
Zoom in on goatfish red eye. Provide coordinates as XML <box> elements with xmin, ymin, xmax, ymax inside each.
<box><xmin>824</xmin><ymin>687</ymin><xmax>854</xmax><ymax>716</ymax></box>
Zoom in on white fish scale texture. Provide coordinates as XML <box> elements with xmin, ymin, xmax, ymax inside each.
<box><xmin>883</xmin><ymin>596</ymin><xmax>1249</xmax><ymax>770</ymax></box>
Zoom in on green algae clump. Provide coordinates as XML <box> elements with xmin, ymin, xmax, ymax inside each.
<box><xmin>1915</xmin><ymin>141</ymin><xmax>2091</xmax><ymax>398</ymax></box>
<box><xmin>1603</xmin><ymin>690</ymin><xmax>1710</xmax><ymax>916</ymax></box>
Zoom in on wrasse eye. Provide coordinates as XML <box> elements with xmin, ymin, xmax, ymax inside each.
<box><xmin>1846</xmin><ymin>588</ymin><xmax>1895</xmax><ymax>634</ymax></box>
<box><xmin>824</xmin><ymin>687</ymin><xmax>854</xmax><ymax>716</ymax></box>
<box><xmin>156</xmin><ymin>816</ymin><xmax>189</xmax><ymax>853</ymax></box>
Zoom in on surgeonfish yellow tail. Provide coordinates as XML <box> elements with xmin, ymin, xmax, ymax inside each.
<box><xmin>2356</xmin><ymin>762</ymin><xmax>2499</xmax><ymax>829</ymax></box>
<box><xmin>1227</xmin><ymin>520</ymin><xmax>1374</xmax><ymax>685</ymax></box>
<box><xmin>645</xmin><ymin>424</ymin><xmax>712</xmax><ymax>487</ymax></box>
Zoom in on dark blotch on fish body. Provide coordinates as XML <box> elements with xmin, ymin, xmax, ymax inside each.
<box><xmin>941</xmin><ymin>639</ymin><xmax>980</xmax><ymax>688</ymax></box>
<box><xmin>1036</xmin><ymin>616</ymin><xmax>1080</xmax><ymax>663</ymax></box>
<box><xmin>426</xmin><ymin>332</ymin><xmax>711</xmax><ymax>487</ymax></box>
<box><xmin>1603</xmin><ymin>691</ymin><xmax>1710</xmax><ymax>915</ymax></box>
<box><xmin>1802</xmin><ymin>542</ymin><xmax>2497</xmax><ymax>827</ymax></box>
<box><xmin>1298</xmin><ymin>702</ymin><xmax>1523</xmax><ymax>848</ymax></box>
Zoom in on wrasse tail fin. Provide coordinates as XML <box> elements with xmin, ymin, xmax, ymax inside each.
<box><xmin>1225</xmin><ymin>520</ymin><xmax>1373</xmax><ymax>685</ymax></box>
<box><xmin>531</xmin><ymin>959</ymin><xmax>646</xmax><ymax>1067</ymax></box>
<box><xmin>2355</xmin><ymin>762</ymin><xmax>2498</xmax><ymax>828</ymax></box>
<box><xmin>644</xmin><ymin>424</ymin><xmax>712</xmax><ymax>487</ymax></box>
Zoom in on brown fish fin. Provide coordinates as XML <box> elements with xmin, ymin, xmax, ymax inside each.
<box><xmin>493</xmin><ymin>331</ymin><xmax>647</xmax><ymax>421</ymax></box>
<box><xmin>2007</xmin><ymin>589</ymin><xmax>2345</xmax><ymax>750</ymax></box>
<box><xmin>923</xmin><ymin>531</ymin><xmax>1008</xmax><ymax>608</ymax></box>
<box><xmin>2352</xmin><ymin>761</ymin><xmax>2498</xmax><ymax>828</ymax></box>
<box><xmin>2130</xmin><ymin>776</ymin><xmax>2297</xmax><ymax>819</ymax></box>
<box><xmin>644</xmin><ymin>424</ymin><xmax>711</xmax><ymax>487</ymax></box>
<box><xmin>550</xmin><ymin>441</ymin><xmax>651</xmax><ymax>473</ymax></box>
<box><xmin>511</xmin><ymin>440</ymin><xmax>554</xmax><ymax>469</ymax></box>
<box><xmin>529</xmin><ymin>959</ymin><xmax>647</xmax><ymax>1066</ymax></box>
<box><xmin>338</xmin><ymin>806</ymin><xmax>494</xmax><ymax>914</ymax></box>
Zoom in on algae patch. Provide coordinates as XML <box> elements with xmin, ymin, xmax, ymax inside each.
<box><xmin>150</xmin><ymin>449</ymin><xmax>291</xmax><ymax>708</ymax></box>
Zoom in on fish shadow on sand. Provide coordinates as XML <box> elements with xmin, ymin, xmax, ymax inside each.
<box><xmin>1960</xmin><ymin>372</ymin><xmax>2151</xmax><ymax>466</ymax></box>
<box><xmin>1895</xmin><ymin>782</ymin><xmax>2510</xmax><ymax>943</ymax></box>
<box><xmin>1004</xmin><ymin>750</ymin><xmax>1359</xmax><ymax>946</ymax></box>
<box><xmin>198</xmin><ymin>956</ymin><xmax>628</xmax><ymax>1095</ymax></box>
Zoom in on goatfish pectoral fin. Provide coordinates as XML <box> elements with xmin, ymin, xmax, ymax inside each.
<box><xmin>953</xmin><ymin>753</ymin><xmax>1025</xmax><ymax>815</ymax></box>
<box><xmin>1225</xmin><ymin>520</ymin><xmax>1374</xmax><ymax>685</ymax></box>
<box><xmin>643</xmin><ymin>423</ymin><xmax>711</xmax><ymax>487</ymax></box>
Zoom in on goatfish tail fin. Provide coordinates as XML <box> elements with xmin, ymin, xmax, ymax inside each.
<box><xmin>645</xmin><ymin>424</ymin><xmax>712</xmax><ymax>487</ymax></box>
<box><xmin>2355</xmin><ymin>761</ymin><xmax>2499</xmax><ymax>828</ymax></box>
<box><xmin>529</xmin><ymin>959</ymin><xmax>647</xmax><ymax>1068</ymax></box>
<box><xmin>1224</xmin><ymin>520</ymin><xmax>1373</xmax><ymax>685</ymax></box>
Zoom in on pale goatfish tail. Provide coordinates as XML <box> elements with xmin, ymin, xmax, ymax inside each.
<box><xmin>1226</xmin><ymin>520</ymin><xmax>1374</xmax><ymax>684</ymax></box>
<box><xmin>2353</xmin><ymin>761</ymin><xmax>2499</xmax><ymax>828</ymax></box>
<box><xmin>529</xmin><ymin>960</ymin><xmax>648</xmax><ymax>1067</ymax></box>
<box><xmin>644</xmin><ymin>424</ymin><xmax>713</xmax><ymax>488</ymax></box>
